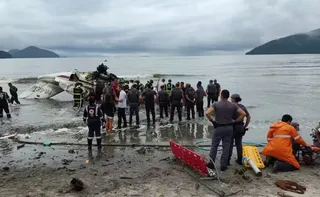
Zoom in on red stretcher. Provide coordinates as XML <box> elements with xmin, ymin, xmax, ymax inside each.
<box><xmin>169</xmin><ymin>140</ymin><xmax>209</xmax><ymax>176</ymax></box>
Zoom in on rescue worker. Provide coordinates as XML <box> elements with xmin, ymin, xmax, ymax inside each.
<box><xmin>313</xmin><ymin>122</ymin><xmax>320</xmax><ymax>147</ymax></box>
<box><xmin>73</xmin><ymin>83</ymin><xmax>84</xmax><ymax>108</ymax></box>
<box><xmin>0</xmin><ymin>86</ymin><xmax>11</xmax><ymax>123</ymax></box>
<box><xmin>83</xmin><ymin>95</ymin><xmax>104</xmax><ymax>150</ymax></box>
<box><xmin>142</xmin><ymin>84</ymin><xmax>157</xmax><ymax>126</ymax></box>
<box><xmin>102</xmin><ymin>83</ymin><xmax>116</xmax><ymax>134</ymax></box>
<box><xmin>205</xmin><ymin>89</ymin><xmax>246</xmax><ymax>171</ymax></box>
<box><xmin>166</xmin><ymin>79</ymin><xmax>174</xmax><ymax>93</ymax></box>
<box><xmin>158</xmin><ymin>85</ymin><xmax>169</xmax><ymax>118</ymax></box>
<box><xmin>228</xmin><ymin>94</ymin><xmax>251</xmax><ymax>165</ymax></box>
<box><xmin>185</xmin><ymin>83</ymin><xmax>196</xmax><ymax>120</ymax></box>
<box><xmin>170</xmin><ymin>82</ymin><xmax>184</xmax><ymax>122</ymax></box>
<box><xmin>195</xmin><ymin>83</ymin><xmax>206</xmax><ymax>117</ymax></box>
<box><xmin>206</xmin><ymin>80</ymin><xmax>218</xmax><ymax>108</ymax></box>
<box><xmin>262</xmin><ymin>114</ymin><xmax>310</xmax><ymax>173</ymax></box>
<box><xmin>8</xmin><ymin>83</ymin><xmax>20</xmax><ymax>104</ymax></box>
<box><xmin>127</xmin><ymin>84</ymin><xmax>140</xmax><ymax>126</ymax></box>
<box><xmin>116</xmin><ymin>85</ymin><xmax>127</xmax><ymax>129</ymax></box>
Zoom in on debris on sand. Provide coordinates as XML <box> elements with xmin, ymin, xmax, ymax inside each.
<box><xmin>70</xmin><ymin>178</ymin><xmax>84</xmax><ymax>191</ymax></box>
<box><xmin>62</xmin><ymin>159</ymin><xmax>73</xmax><ymax>165</ymax></box>
<box><xmin>34</xmin><ymin>152</ymin><xmax>46</xmax><ymax>160</ymax></box>
<box><xmin>68</xmin><ymin>149</ymin><xmax>75</xmax><ymax>154</ymax></box>
<box><xmin>119</xmin><ymin>176</ymin><xmax>133</xmax><ymax>179</ymax></box>
<box><xmin>17</xmin><ymin>144</ymin><xmax>25</xmax><ymax>150</ymax></box>
<box><xmin>275</xmin><ymin>180</ymin><xmax>306</xmax><ymax>194</ymax></box>
<box><xmin>277</xmin><ymin>192</ymin><xmax>294</xmax><ymax>197</ymax></box>
<box><xmin>137</xmin><ymin>147</ymin><xmax>146</xmax><ymax>154</ymax></box>
<box><xmin>2</xmin><ymin>167</ymin><xmax>10</xmax><ymax>171</ymax></box>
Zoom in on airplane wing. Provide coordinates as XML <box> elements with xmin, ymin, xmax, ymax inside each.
<box><xmin>19</xmin><ymin>81</ymin><xmax>64</xmax><ymax>99</ymax></box>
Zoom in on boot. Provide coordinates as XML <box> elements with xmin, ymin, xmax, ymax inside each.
<box><xmin>87</xmin><ymin>139</ymin><xmax>93</xmax><ymax>150</ymax></box>
<box><xmin>97</xmin><ymin>138</ymin><xmax>102</xmax><ymax>149</ymax></box>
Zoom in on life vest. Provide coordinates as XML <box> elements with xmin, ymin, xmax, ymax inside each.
<box><xmin>261</xmin><ymin>121</ymin><xmax>307</xmax><ymax>169</ymax></box>
<box><xmin>166</xmin><ymin>83</ymin><xmax>173</xmax><ymax>92</ymax></box>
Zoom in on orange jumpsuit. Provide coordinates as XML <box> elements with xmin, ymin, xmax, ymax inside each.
<box><xmin>261</xmin><ymin>121</ymin><xmax>307</xmax><ymax>169</ymax></box>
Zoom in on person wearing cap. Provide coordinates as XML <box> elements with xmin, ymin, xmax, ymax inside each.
<box><xmin>228</xmin><ymin>93</ymin><xmax>251</xmax><ymax>165</ymax></box>
<box><xmin>205</xmin><ymin>89</ymin><xmax>246</xmax><ymax>171</ymax></box>
<box><xmin>170</xmin><ymin>82</ymin><xmax>184</xmax><ymax>122</ymax></box>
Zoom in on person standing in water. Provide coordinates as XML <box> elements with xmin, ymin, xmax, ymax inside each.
<box><xmin>205</xmin><ymin>90</ymin><xmax>246</xmax><ymax>171</ymax></box>
<box><xmin>142</xmin><ymin>84</ymin><xmax>157</xmax><ymax>126</ymax></box>
<box><xmin>127</xmin><ymin>84</ymin><xmax>140</xmax><ymax>126</ymax></box>
<box><xmin>83</xmin><ymin>95</ymin><xmax>104</xmax><ymax>151</ymax></box>
<box><xmin>8</xmin><ymin>83</ymin><xmax>20</xmax><ymax>105</ymax></box>
<box><xmin>170</xmin><ymin>82</ymin><xmax>184</xmax><ymax>122</ymax></box>
<box><xmin>116</xmin><ymin>85</ymin><xmax>127</xmax><ymax>129</ymax></box>
<box><xmin>158</xmin><ymin>85</ymin><xmax>169</xmax><ymax>118</ymax></box>
<box><xmin>195</xmin><ymin>83</ymin><xmax>206</xmax><ymax>117</ymax></box>
<box><xmin>228</xmin><ymin>94</ymin><xmax>251</xmax><ymax>165</ymax></box>
<box><xmin>0</xmin><ymin>86</ymin><xmax>11</xmax><ymax>123</ymax></box>
<box><xmin>185</xmin><ymin>83</ymin><xmax>196</xmax><ymax>120</ymax></box>
<box><xmin>206</xmin><ymin>80</ymin><xmax>218</xmax><ymax>108</ymax></box>
<box><xmin>102</xmin><ymin>83</ymin><xmax>116</xmax><ymax>134</ymax></box>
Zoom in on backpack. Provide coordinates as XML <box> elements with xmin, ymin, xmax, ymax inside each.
<box><xmin>207</xmin><ymin>84</ymin><xmax>217</xmax><ymax>95</ymax></box>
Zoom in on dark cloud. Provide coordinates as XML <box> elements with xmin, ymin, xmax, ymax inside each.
<box><xmin>0</xmin><ymin>0</ymin><xmax>319</xmax><ymax>56</ymax></box>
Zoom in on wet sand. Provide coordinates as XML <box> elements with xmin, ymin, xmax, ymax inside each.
<box><xmin>1</xmin><ymin>126</ymin><xmax>320</xmax><ymax>197</ymax></box>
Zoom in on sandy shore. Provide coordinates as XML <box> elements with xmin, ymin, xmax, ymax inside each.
<box><xmin>1</xmin><ymin>131</ymin><xmax>320</xmax><ymax>197</ymax></box>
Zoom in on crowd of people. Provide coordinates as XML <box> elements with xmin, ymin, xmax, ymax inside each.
<box><xmin>81</xmin><ymin>77</ymin><xmax>320</xmax><ymax>173</ymax></box>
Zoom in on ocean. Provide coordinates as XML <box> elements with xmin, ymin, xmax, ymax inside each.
<box><xmin>1</xmin><ymin>55</ymin><xmax>320</xmax><ymax>144</ymax></box>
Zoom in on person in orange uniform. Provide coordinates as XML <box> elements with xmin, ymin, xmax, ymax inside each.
<box><xmin>262</xmin><ymin>114</ymin><xmax>311</xmax><ymax>173</ymax></box>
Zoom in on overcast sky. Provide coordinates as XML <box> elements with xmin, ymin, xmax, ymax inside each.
<box><xmin>0</xmin><ymin>0</ymin><xmax>319</xmax><ymax>56</ymax></box>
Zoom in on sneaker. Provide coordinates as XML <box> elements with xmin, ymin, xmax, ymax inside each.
<box><xmin>220</xmin><ymin>166</ymin><xmax>228</xmax><ymax>171</ymax></box>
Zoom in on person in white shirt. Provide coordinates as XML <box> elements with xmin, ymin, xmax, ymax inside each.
<box><xmin>116</xmin><ymin>85</ymin><xmax>127</xmax><ymax>129</ymax></box>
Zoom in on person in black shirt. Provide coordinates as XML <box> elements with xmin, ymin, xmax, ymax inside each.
<box><xmin>185</xmin><ymin>83</ymin><xmax>196</xmax><ymax>120</ymax></box>
<box><xmin>127</xmin><ymin>84</ymin><xmax>140</xmax><ymax>126</ymax></box>
<box><xmin>157</xmin><ymin>85</ymin><xmax>169</xmax><ymax>118</ymax></box>
<box><xmin>170</xmin><ymin>83</ymin><xmax>184</xmax><ymax>122</ymax></box>
<box><xmin>8</xmin><ymin>83</ymin><xmax>20</xmax><ymax>104</ymax></box>
<box><xmin>142</xmin><ymin>84</ymin><xmax>157</xmax><ymax>126</ymax></box>
<box><xmin>195</xmin><ymin>84</ymin><xmax>206</xmax><ymax>117</ymax></box>
<box><xmin>0</xmin><ymin>86</ymin><xmax>11</xmax><ymax>123</ymax></box>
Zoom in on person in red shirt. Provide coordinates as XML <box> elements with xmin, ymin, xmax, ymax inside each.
<box><xmin>112</xmin><ymin>79</ymin><xmax>120</xmax><ymax>98</ymax></box>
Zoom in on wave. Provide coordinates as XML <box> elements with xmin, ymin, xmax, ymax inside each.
<box><xmin>152</xmin><ymin>73</ymin><xmax>206</xmax><ymax>78</ymax></box>
<box><xmin>260</xmin><ymin>73</ymin><xmax>320</xmax><ymax>77</ymax></box>
<box><xmin>0</xmin><ymin>77</ymin><xmax>38</xmax><ymax>84</ymax></box>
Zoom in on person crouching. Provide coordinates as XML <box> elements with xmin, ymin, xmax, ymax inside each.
<box><xmin>262</xmin><ymin>114</ymin><xmax>311</xmax><ymax>173</ymax></box>
<box><xmin>83</xmin><ymin>95</ymin><xmax>104</xmax><ymax>150</ymax></box>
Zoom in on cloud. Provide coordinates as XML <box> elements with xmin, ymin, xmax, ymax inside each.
<box><xmin>0</xmin><ymin>0</ymin><xmax>319</xmax><ymax>56</ymax></box>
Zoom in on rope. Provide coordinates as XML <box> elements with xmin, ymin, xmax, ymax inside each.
<box><xmin>16</xmin><ymin>140</ymin><xmax>213</xmax><ymax>148</ymax></box>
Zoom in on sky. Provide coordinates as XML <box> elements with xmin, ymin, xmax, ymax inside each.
<box><xmin>0</xmin><ymin>0</ymin><xmax>320</xmax><ymax>57</ymax></box>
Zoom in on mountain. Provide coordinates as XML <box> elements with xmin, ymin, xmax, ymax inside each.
<box><xmin>8</xmin><ymin>49</ymin><xmax>20</xmax><ymax>56</ymax></box>
<box><xmin>0</xmin><ymin>50</ymin><xmax>12</xmax><ymax>58</ymax></box>
<box><xmin>246</xmin><ymin>28</ymin><xmax>320</xmax><ymax>55</ymax></box>
<box><xmin>9</xmin><ymin>46</ymin><xmax>59</xmax><ymax>58</ymax></box>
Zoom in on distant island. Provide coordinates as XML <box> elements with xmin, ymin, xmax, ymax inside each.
<box><xmin>0</xmin><ymin>50</ymin><xmax>12</xmax><ymax>58</ymax></box>
<box><xmin>246</xmin><ymin>28</ymin><xmax>320</xmax><ymax>55</ymax></box>
<box><xmin>0</xmin><ymin>46</ymin><xmax>59</xmax><ymax>58</ymax></box>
